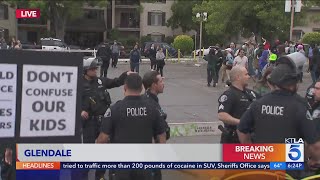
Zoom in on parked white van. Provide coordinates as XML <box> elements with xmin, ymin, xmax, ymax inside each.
<box><xmin>40</xmin><ymin>38</ymin><xmax>69</xmax><ymax>51</ymax></box>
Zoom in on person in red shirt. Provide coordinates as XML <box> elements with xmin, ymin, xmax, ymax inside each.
<box><xmin>262</xmin><ymin>37</ymin><xmax>270</xmax><ymax>50</ymax></box>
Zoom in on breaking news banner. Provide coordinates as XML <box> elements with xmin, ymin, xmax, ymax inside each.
<box><xmin>15</xmin><ymin>142</ymin><xmax>303</xmax><ymax>170</ymax></box>
<box><xmin>15</xmin><ymin>141</ymin><xmax>309</xmax><ymax>179</ymax></box>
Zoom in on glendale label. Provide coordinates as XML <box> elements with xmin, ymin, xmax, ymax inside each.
<box><xmin>16</xmin><ymin>9</ymin><xmax>40</xmax><ymax>18</ymax></box>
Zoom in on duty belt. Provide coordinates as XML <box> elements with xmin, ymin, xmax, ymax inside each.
<box><xmin>219</xmin><ymin>125</ymin><xmax>236</xmax><ymax>136</ymax></box>
<box><xmin>91</xmin><ymin>115</ymin><xmax>104</xmax><ymax>122</ymax></box>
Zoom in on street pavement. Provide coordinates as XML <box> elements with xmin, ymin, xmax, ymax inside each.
<box><xmin>108</xmin><ymin>61</ymin><xmax>312</xmax><ymax>128</ymax></box>
<box><xmin>87</xmin><ymin>62</ymin><xmax>313</xmax><ymax>180</ymax></box>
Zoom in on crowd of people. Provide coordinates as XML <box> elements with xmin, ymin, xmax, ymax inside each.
<box><xmin>0</xmin><ymin>37</ymin><xmax>22</xmax><ymax>50</ymax></box>
<box><xmin>216</xmin><ymin>38</ymin><xmax>320</xmax><ymax>179</ymax></box>
<box><xmin>203</xmin><ymin>38</ymin><xmax>320</xmax><ymax>90</ymax></box>
<box><xmin>97</xmin><ymin>41</ymin><xmax>166</xmax><ymax>78</ymax></box>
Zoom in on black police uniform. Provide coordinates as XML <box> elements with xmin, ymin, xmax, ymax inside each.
<box><xmin>101</xmin><ymin>96</ymin><xmax>167</xmax><ymax>180</ymax></box>
<box><xmin>238</xmin><ymin>90</ymin><xmax>318</xmax><ymax>144</ymax></box>
<box><xmin>142</xmin><ymin>90</ymin><xmax>170</xmax><ymax>140</ymax></box>
<box><xmin>142</xmin><ymin>90</ymin><xmax>170</xmax><ymax>180</ymax></box>
<box><xmin>97</xmin><ymin>44</ymin><xmax>112</xmax><ymax>77</ymax></box>
<box><xmin>82</xmin><ymin>72</ymin><xmax>127</xmax><ymax>143</ymax></box>
<box><xmin>148</xmin><ymin>48</ymin><xmax>157</xmax><ymax>70</ymax></box>
<box><xmin>79</xmin><ymin>73</ymin><xmax>127</xmax><ymax>180</ymax></box>
<box><xmin>218</xmin><ymin>85</ymin><xmax>259</xmax><ymax>143</ymax></box>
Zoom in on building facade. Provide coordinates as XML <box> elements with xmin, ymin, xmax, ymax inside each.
<box><xmin>293</xmin><ymin>7</ymin><xmax>320</xmax><ymax>41</ymax></box>
<box><xmin>0</xmin><ymin>2</ymin><xmax>17</xmax><ymax>42</ymax></box>
<box><xmin>140</xmin><ymin>0</ymin><xmax>185</xmax><ymax>42</ymax></box>
<box><xmin>13</xmin><ymin>0</ymin><xmax>185</xmax><ymax>47</ymax></box>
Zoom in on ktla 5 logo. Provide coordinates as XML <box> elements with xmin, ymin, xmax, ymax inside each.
<box><xmin>285</xmin><ymin>144</ymin><xmax>304</xmax><ymax>162</ymax></box>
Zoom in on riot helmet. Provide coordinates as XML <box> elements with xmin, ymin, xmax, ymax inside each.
<box><xmin>268</xmin><ymin>56</ymin><xmax>298</xmax><ymax>87</ymax></box>
<box><xmin>83</xmin><ymin>57</ymin><xmax>100</xmax><ymax>73</ymax></box>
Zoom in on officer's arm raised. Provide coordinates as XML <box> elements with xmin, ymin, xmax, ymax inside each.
<box><xmin>102</xmin><ymin>71</ymin><xmax>128</xmax><ymax>88</ymax></box>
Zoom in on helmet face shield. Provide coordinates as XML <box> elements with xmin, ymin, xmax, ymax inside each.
<box><xmin>269</xmin><ymin>56</ymin><xmax>299</xmax><ymax>87</ymax></box>
<box><xmin>83</xmin><ymin>57</ymin><xmax>101</xmax><ymax>71</ymax></box>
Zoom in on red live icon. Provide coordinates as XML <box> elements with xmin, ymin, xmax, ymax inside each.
<box><xmin>16</xmin><ymin>9</ymin><xmax>40</xmax><ymax>18</ymax></box>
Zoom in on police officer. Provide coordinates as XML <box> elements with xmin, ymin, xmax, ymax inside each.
<box><xmin>142</xmin><ymin>70</ymin><xmax>170</xmax><ymax>180</ymax></box>
<box><xmin>306</xmin><ymin>82</ymin><xmax>319</xmax><ymax>111</ymax></box>
<box><xmin>96</xmin><ymin>73</ymin><xmax>167</xmax><ymax>180</ymax></box>
<box><xmin>97</xmin><ymin>41</ymin><xmax>112</xmax><ymax>77</ymax></box>
<box><xmin>237</xmin><ymin>56</ymin><xmax>320</xmax><ymax>178</ymax></box>
<box><xmin>237</xmin><ymin>56</ymin><xmax>319</xmax><ymax>143</ymax></box>
<box><xmin>80</xmin><ymin>58</ymin><xmax>130</xmax><ymax>180</ymax></box>
<box><xmin>311</xmin><ymin>80</ymin><xmax>320</xmax><ymax>132</ymax></box>
<box><xmin>218</xmin><ymin>66</ymin><xmax>259</xmax><ymax>143</ymax></box>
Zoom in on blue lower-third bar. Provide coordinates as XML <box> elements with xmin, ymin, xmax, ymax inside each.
<box><xmin>286</xmin><ymin>162</ymin><xmax>304</xmax><ymax>170</ymax></box>
<box><xmin>270</xmin><ymin>162</ymin><xmax>286</xmax><ymax>170</ymax></box>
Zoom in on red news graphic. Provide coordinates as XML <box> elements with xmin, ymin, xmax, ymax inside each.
<box><xmin>223</xmin><ymin>144</ymin><xmax>286</xmax><ymax>162</ymax></box>
<box><xmin>16</xmin><ymin>9</ymin><xmax>40</xmax><ymax>18</ymax></box>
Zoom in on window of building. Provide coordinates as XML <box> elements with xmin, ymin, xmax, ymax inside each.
<box><xmin>0</xmin><ymin>28</ymin><xmax>9</xmax><ymax>41</ymax></box>
<box><xmin>313</xmin><ymin>28</ymin><xmax>320</xmax><ymax>32</ymax></box>
<box><xmin>0</xmin><ymin>4</ymin><xmax>8</xmax><ymax>20</ymax></box>
<box><xmin>148</xmin><ymin>12</ymin><xmax>166</xmax><ymax>26</ymax></box>
<box><xmin>120</xmin><ymin>12</ymin><xmax>139</xmax><ymax>28</ymax></box>
<box><xmin>150</xmin><ymin>34</ymin><xmax>164</xmax><ymax>42</ymax></box>
<box><xmin>83</xmin><ymin>9</ymin><xmax>104</xmax><ymax>20</ymax></box>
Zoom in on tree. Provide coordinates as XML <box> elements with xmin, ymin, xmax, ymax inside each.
<box><xmin>193</xmin><ymin>0</ymin><xmax>307</xmax><ymax>43</ymax></box>
<box><xmin>7</xmin><ymin>0</ymin><xmax>107</xmax><ymax>40</ymax></box>
<box><xmin>302</xmin><ymin>32</ymin><xmax>320</xmax><ymax>45</ymax></box>
<box><xmin>173</xmin><ymin>35</ymin><xmax>194</xmax><ymax>54</ymax></box>
<box><xmin>167</xmin><ymin>0</ymin><xmax>202</xmax><ymax>32</ymax></box>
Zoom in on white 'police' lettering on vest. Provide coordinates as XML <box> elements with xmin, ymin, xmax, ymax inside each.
<box><xmin>261</xmin><ymin>105</ymin><xmax>284</xmax><ymax>116</ymax></box>
<box><xmin>126</xmin><ymin>107</ymin><xmax>147</xmax><ymax>117</ymax></box>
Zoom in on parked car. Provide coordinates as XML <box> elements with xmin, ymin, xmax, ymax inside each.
<box><xmin>142</xmin><ymin>42</ymin><xmax>182</xmax><ymax>58</ymax></box>
<box><xmin>40</xmin><ymin>38</ymin><xmax>69</xmax><ymax>51</ymax></box>
<box><xmin>192</xmin><ymin>46</ymin><xmax>218</xmax><ymax>56</ymax></box>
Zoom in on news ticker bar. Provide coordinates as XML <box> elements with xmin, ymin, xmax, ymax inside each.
<box><xmin>16</xmin><ymin>162</ymin><xmax>304</xmax><ymax>170</ymax></box>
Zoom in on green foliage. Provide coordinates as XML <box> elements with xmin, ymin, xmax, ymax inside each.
<box><xmin>173</xmin><ymin>35</ymin><xmax>194</xmax><ymax>54</ymax></box>
<box><xmin>167</xmin><ymin>0</ymin><xmax>201</xmax><ymax>32</ymax></box>
<box><xmin>193</xmin><ymin>0</ymin><xmax>306</xmax><ymax>42</ymax></box>
<box><xmin>6</xmin><ymin>0</ymin><xmax>108</xmax><ymax>40</ymax></box>
<box><xmin>302</xmin><ymin>32</ymin><xmax>320</xmax><ymax>45</ymax></box>
<box><xmin>124</xmin><ymin>36</ymin><xmax>139</xmax><ymax>47</ymax></box>
<box><xmin>109</xmin><ymin>28</ymin><xmax>120</xmax><ymax>41</ymax></box>
<box><xmin>164</xmin><ymin>36</ymin><xmax>174</xmax><ymax>45</ymax></box>
<box><xmin>140</xmin><ymin>35</ymin><xmax>152</xmax><ymax>45</ymax></box>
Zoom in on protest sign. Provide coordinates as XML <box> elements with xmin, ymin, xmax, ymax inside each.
<box><xmin>0</xmin><ymin>64</ymin><xmax>17</xmax><ymax>138</ymax></box>
<box><xmin>0</xmin><ymin>50</ymin><xmax>82</xmax><ymax>143</ymax></box>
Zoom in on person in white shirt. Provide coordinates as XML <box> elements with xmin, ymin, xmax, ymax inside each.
<box><xmin>233</xmin><ymin>49</ymin><xmax>248</xmax><ymax>69</ymax></box>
